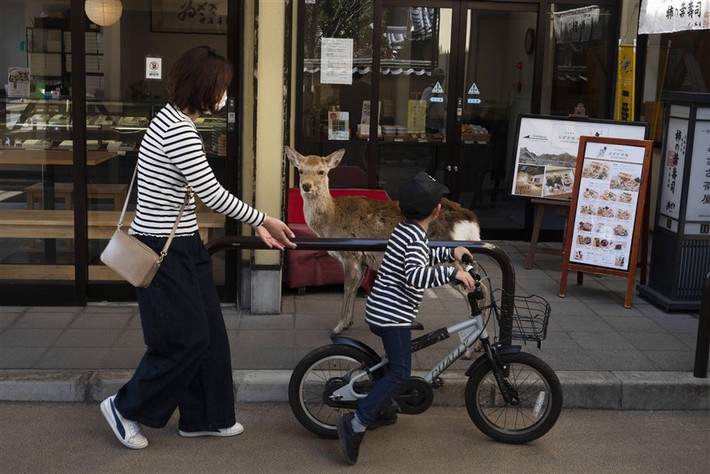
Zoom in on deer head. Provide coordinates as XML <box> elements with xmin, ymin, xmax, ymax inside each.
<box><xmin>284</xmin><ymin>146</ymin><xmax>345</xmax><ymax>199</ymax></box>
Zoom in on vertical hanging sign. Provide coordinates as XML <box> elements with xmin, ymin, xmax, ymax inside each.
<box><xmin>616</xmin><ymin>41</ymin><xmax>636</xmax><ymax>121</ymax></box>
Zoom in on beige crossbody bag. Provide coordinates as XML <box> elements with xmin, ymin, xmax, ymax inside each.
<box><xmin>101</xmin><ymin>166</ymin><xmax>191</xmax><ymax>287</ymax></box>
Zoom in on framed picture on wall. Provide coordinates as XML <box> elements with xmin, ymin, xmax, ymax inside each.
<box><xmin>151</xmin><ymin>0</ymin><xmax>227</xmax><ymax>34</ymax></box>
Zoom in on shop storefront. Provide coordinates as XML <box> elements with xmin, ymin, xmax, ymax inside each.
<box><xmin>1</xmin><ymin>0</ymin><xmax>707</xmax><ymax>307</ymax></box>
<box><xmin>1</xmin><ymin>0</ymin><xmax>257</xmax><ymax>305</ymax></box>
<box><xmin>292</xmin><ymin>0</ymin><xmax>623</xmax><ymax>242</ymax></box>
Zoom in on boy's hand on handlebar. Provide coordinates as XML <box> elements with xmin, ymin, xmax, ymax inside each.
<box><xmin>453</xmin><ymin>246</ymin><xmax>473</xmax><ymax>263</ymax></box>
<box><xmin>454</xmin><ymin>270</ymin><xmax>475</xmax><ymax>289</ymax></box>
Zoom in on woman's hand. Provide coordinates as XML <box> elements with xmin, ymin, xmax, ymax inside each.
<box><xmin>255</xmin><ymin>216</ymin><xmax>297</xmax><ymax>250</ymax></box>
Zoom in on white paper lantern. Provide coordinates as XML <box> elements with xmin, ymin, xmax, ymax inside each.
<box><xmin>84</xmin><ymin>0</ymin><xmax>123</xmax><ymax>27</ymax></box>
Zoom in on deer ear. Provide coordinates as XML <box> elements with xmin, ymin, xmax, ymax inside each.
<box><xmin>284</xmin><ymin>146</ymin><xmax>301</xmax><ymax>167</ymax></box>
<box><xmin>326</xmin><ymin>149</ymin><xmax>345</xmax><ymax>169</ymax></box>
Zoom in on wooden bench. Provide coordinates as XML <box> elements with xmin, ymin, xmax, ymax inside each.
<box><xmin>24</xmin><ymin>182</ymin><xmax>129</xmax><ymax>210</ymax></box>
<box><xmin>0</xmin><ymin>210</ymin><xmax>225</xmax><ymax>281</ymax></box>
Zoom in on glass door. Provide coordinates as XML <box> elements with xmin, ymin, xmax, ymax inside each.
<box><xmin>374</xmin><ymin>1</ymin><xmax>538</xmax><ymax>238</ymax></box>
<box><xmin>451</xmin><ymin>3</ymin><xmax>538</xmax><ymax>236</ymax></box>
<box><xmin>375</xmin><ymin>3</ymin><xmax>454</xmax><ymax>200</ymax></box>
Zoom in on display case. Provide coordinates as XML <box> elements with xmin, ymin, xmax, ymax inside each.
<box><xmin>1</xmin><ymin>98</ymin><xmax>227</xmax><ymax>157</ymax></box>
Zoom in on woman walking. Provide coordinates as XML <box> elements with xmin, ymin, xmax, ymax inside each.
<box><xmin>100</xmin><ymin>46</ymin><xmax>295</xmax><ymax>449</ymax></box>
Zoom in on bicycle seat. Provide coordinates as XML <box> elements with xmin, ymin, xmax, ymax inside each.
<box><xmin>410</xmin><ymin>321</ymin><xmax>424</xmax><ymax>331</ymax></box>
<box><xmin>371</xmin><ymin>322</ymin><xmax>424</xmax><ymax>336</ymax></box>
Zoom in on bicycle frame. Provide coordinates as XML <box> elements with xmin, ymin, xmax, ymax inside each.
<box><xmin>331</xmin><ymin>312</ymin><xmax>489</xmax><ymax>402</ymax></box>
<box><xmin>208</xmin><ymin>236</ymin><xmax>527</xmax><ymax>409</ymax></box>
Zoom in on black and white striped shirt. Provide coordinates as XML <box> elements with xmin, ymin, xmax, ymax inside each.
<box><xmin>130</xmin><ymin>103</ymin><xmax>265</xmax><ymax>237</ymax></box>
<box><xmin>365</xmin><ymin>220</ymin><xmax>456</xmax><ymax>327</ymax></box>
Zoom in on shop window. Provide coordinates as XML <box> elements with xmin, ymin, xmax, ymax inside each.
<box><xmin>660</xmin><ymin>30</ymin><xmax>709</xmax><ymax>93</ymax></box>
<box><xmin>545</xmin><ymin>4</ymin><xmax>616</xmax><ymax>118</ymax></box>
<box><xmin>298</xmin><ymin>0</ymin><xmax>374</xmax><ymax>183</ymax></box>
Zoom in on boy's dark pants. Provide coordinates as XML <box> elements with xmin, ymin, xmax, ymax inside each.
<box><xmin>355</xmin><ymin>326</ymin><xmax>412</xmax><ymax>426</ymax></box>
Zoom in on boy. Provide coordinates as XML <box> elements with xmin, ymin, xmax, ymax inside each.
<box><xmin>336</xmin><ymin>172</ymin><xmax>474</xmax><ymax>465</ymax></box>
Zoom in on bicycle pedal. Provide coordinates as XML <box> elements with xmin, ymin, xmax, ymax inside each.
<box><xmin>432</xmin><ymin>377</ymin><xmax>443</xmax><ymax>389</ymax></box>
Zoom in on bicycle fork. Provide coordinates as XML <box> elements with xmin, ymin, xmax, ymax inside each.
<box><xmin>464</xmin><ymin>269</ymin><xmax>521</xmax><ymax>406</ymax></box>
<box><xmin>479</xmin><ymin>338</ymin><xmax>520</xmax><ymax>406</ymax></box>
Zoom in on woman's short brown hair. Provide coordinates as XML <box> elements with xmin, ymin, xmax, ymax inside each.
<box><xmin>167</xmin><ymin>46</ymin><xmax>233</xmax><ymax>115</ymax></box>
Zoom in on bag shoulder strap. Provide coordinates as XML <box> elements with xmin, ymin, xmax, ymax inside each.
<box><xmin>116</xmin><ymin>164</ymin><xmax>191</xmax><ymax>261</ymax></box>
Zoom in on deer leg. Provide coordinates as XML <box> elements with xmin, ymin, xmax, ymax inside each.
<box><xmin>333</xmin><ymin>258</ymin><xmax>366</xmax><ymax>334</ymax></box>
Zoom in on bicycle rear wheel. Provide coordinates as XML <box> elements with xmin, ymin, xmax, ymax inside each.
<box><xmin>465</xmin><ymin>352</ymin><xmax>562</xmax><ymax>444</ymax></box>
<box><xmin>288</xmin><ymin>345</ymin><xmax>378</xmax><ymax>439</ymax></box>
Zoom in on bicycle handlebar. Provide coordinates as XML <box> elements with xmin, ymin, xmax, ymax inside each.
<box><xmin>206</xmin><ymin>236</ymin><xmax>517</xmax><ymax>345</ymax></box>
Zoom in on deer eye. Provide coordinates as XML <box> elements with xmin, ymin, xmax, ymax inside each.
<box><xmin>318</xmin><ymin>170</ymin><xmax>325</xmax><ymax>176</ymax></box>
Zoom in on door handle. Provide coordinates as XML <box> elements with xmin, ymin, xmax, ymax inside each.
<box><xmin>227</xmin><ymin>97</ymin><xmax>236</xmax><ymax>132</ymax></box>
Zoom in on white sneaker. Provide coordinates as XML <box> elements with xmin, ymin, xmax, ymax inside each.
<box><xmin>179</xmin><ymin>421</ymin><xmax>244</xmax><ymax>438</ymax></box>
<box><xmin>100</xmin><ymin>395</ymin><xmax>148</xmax><ymax>449</ymax></box>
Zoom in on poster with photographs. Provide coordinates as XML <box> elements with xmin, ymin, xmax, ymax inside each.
<box><xmin>7</xmin><ymin>67</ymin><xmax>30</xmax><ymax>98</ymax></box>
<box><xmin>560</xmin><ymin>136</ymin><xmax>652</xmax><ymax>308</ymax></box>
<box><xmin>510</xmin><ymin>115</ymin><xmax>647</xmax><ymax>202</ymax></box>
<box><xmin>569</xmin><ymin>142</ymin><xmax>645</xmax><ymax>271</ymax></box>
<box><xmin>327</xmin><ymin>111</ymin><xmax>349</xmax><ymax>140</ymax></box>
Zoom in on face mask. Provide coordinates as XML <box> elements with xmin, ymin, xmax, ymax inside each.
<box><xmin>217</xmin><ymin>92</ymin><xmax>228</xmax><ymax>111</ymax></box>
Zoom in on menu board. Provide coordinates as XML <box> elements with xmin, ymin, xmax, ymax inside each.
<box><xmin>569</xmin><ymin>142</ymin><xmax>646</xmax><ymax>271</ymax></box>
<box><xmin>510</xmin><ymin>115</ymin><xmax>647</xmax><ymax>202</ymax></box>
<box><xmin>560</xmin><ymin>136</ymin><xmax>653</xmax><ymax>308</ymax></box>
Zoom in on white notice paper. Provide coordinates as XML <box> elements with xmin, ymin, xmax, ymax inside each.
<box><xmin>320</xmin><ymin>38</ymin><xmax>353</xmax><ymax>85</ymax></box>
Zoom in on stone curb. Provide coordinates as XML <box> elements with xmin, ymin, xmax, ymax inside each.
<box><xmin>1</xmin><ymin>370</ymin><xmax>708</xmax><ymax>411</ymax></box>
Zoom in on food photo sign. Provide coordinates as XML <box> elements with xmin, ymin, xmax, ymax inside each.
<box><xmin>510</xmin><ymin>115</ymin><xmax>648</xmax><ymax>202</ymax></box>
<box><xmin>560</xmin><ymin>136</ymin><xmax>653</xmax><ymax>308</ymax></box>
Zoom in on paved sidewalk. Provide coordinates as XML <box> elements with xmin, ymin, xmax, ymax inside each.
<box><xmin>1</xmin><ymin>240</ymin><xmax>708</xmax><ymax>409</ymax></box>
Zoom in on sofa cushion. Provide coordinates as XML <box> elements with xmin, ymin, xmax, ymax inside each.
<box><xmin>287</xmin><ymin>187</ymin><xmax>390</xmax><ymax>224</ymax></box>
<box><xmin>285</xmin><ymin>188</ymin><xmax>389</xmax><ymax>292</ymax></box>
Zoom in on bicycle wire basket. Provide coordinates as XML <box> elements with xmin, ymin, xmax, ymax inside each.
<box><xmin>490</xmin><ymin>289</ymin><xmax>551</xmax><ymax>348</ymax></box>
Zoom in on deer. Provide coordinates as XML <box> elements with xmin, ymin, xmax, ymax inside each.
<box><xmin>285</xmin><ymin>146</ymin><xmax>486</xmax><ymax>350</ymax></box>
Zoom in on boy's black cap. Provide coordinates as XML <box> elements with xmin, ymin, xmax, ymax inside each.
<box><xmin>399</xmin><ymin>172</ymin><xmax>449</xmax><ymax>219</ymax></box>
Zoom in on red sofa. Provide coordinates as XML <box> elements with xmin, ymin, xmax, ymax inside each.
<box><xmin>285</xmin><ymin>187</ymin><xmax>390</xmax><ymax>293</ymax></box>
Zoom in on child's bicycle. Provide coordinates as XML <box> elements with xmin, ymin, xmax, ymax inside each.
<box><xmin>288</xmin><ymin>253</ymin><xmax>563</xmax><ymax>444</ymax></box>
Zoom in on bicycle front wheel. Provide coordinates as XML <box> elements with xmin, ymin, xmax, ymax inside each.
<box><xmin>288</xmin><ymin>345</ymin><xmax>379</xmax><ymax>439</ymax></box>
<box><xmin>465</xmin><ymin>352</ymin><xmax>562</xmax><ymax>444</ymax></box>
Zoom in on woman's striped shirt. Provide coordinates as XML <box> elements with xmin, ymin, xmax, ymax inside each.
<box><xmin>365</xmin><ymin>220</ymin><xmax>456</xmax><ymax>327</ymax></box>
<box><xmin>130</xmin><ymin>103</ymin><xmax>265</xmax><ymax>237</ymax></box>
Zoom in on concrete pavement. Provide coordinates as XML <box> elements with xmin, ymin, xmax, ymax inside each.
<box><xmin>3</xmin><ymin>403</ymin><xmax>709</xmax><ymax>472</ymax></box>
<box><xmin>1</xmin><ymin>240</ymin><xmax>708</xmax><ymax>409</ymax></box>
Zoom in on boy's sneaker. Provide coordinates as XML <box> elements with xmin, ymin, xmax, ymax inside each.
<box><xmin>100</xmin><ymin>395</ymin><xmax>148</xmax><ymax>449</ymax></box>
<box><xmin>336</xmin><ymin>412</ymin><xmax>364</xmax><ymax>465</ymax></box>
<box><xmin>179</xmin><ymin>421</ymin><xmax>244</xmax><ymax>438</ymax></box>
